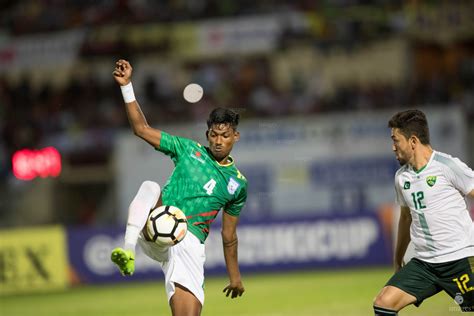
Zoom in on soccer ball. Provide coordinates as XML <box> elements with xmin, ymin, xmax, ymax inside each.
<box><xmin>146</xmin><ymin>205</ymin><xmax>188</xmax><ymax>246</ymax></box>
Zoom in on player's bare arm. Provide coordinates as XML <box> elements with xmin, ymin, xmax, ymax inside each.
<box><xmin>221</xmin><ymin>211</ymin><xmax>245</xmax><ymax>299</ymax></box>
<box><xmin>113</xmin><ymin>59</ymin><xmax>162</xmax><ymax>148</ymax></box>
<box><xmin>394</xmin><ymin>206</ymin><xmax>411</xmax><ymax>272</ymax></box>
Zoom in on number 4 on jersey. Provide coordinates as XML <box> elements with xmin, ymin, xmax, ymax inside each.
<box><xmin>203</xmin><ymin>179</ymin><xmax>217</xmax><ymax>195</ymax></box>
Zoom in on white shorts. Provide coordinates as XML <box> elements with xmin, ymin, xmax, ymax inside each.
<box><xmin>137</xmin><ymin>231</ymin><xmax>206</xmax><ymax>306</ymax></box>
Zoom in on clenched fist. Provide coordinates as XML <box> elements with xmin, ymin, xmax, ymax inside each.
<box><xmin>113</xmin><ymin>59</ymin><xmax>133</xmax><ymax>86</ymax></box>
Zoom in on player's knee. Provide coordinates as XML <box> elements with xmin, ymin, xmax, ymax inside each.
<box><xmin>141</xmin><ymin>181</ymin><xmax>161</xmax><ymax>196</ymax></box>
<box><xmin>373</xmin><ymin>293</ymin><xmax>399</xmax><ymax>314</ymax></box>
<box><xmin>373</xmin><ymin>293</ymin><xmax>396</xmax><ymax>310</ymax></box>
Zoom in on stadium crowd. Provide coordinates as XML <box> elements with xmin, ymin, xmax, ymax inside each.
<box><xmin>2</xmin><ymin>0</ymin><xmax>402</xmax><ymax>36</ymax></box>
<box><xmin>1</xmin><ymin>0</ymin><xmax>473</xmax><ymax>174</ymax></box>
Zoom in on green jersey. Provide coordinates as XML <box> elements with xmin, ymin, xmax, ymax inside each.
<box><xmin>156</xmin><ymin>132</ymin><xmax>247</xmax><ymax>243</ymax></box>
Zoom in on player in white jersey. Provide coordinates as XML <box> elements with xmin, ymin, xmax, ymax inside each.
<box><xmin>373</xmin><ymin>109</ymin><xmax>474</xmax><ymax>315</ymax></box>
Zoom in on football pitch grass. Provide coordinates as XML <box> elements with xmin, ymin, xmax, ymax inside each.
<box><xmin>1</xmin><ymin>267</ymin><xmax>462</xmax><ymax>316</ymax></box>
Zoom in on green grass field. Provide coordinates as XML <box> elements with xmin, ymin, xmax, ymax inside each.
<box><xmin>0</xmin><ymin>267</ymin><xmax>462</xmax><ymax>316</ymax></box>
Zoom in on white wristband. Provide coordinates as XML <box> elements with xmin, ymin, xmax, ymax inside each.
<box><xmin>120</xmin><ymin>82</ymin><xmax>136</xmax><ymax>103</ymax></box>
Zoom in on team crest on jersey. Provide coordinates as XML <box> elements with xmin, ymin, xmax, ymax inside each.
<box><xmin>227</xmin><ymin>178</ymin><xmax>240</xmax><ymax>195</ymax></box>
<box><xmin>190</xmin><ymin>149</ymin><xmax>205</xmax><ymax>163</ymax></box>
<box><xmin>403</xmin><ymin>181</ymin><xmax>410</xmax><ymax>190</ymax></box>
<box><xmin>426</xmin><ymin>176</ymin><xmax>437</xmax><ymax>187</ymax></box>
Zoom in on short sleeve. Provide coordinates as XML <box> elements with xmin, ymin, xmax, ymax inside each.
<box><xmin>224</xmin><ymin>185</ymin><xmax>247</xmax><ymax>217</ymax></box>
<box><xmin>394</xmin><ymin>174</ymin><xmax>407</xmax><ymax>207</ymax></box>
<box><xmin>446</xmin><ymin>158</ymin><xmax>474</xmax><ymax>195</ymax></box>
<box><xmin>156</xmin><ymin>132</ymin><xmax>195</xmax><ymax>162</ymax></box>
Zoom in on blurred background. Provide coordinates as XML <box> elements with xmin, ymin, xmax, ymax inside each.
<box><xmin>0</xmin><ymin>0</ymin><xmax>473</xmax><ymax>313</ymax></box>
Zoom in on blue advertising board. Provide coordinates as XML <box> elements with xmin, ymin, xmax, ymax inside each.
<box><xmin>67</xmin><ymin>213</ymin><xmax>392</xmax><ymax>284</ymax></box>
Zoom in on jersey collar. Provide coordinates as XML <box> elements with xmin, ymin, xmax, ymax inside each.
<box><xmin>411</xmin><ymin>150</ymin><xmax>435</xmax><ymax>174</ymax></box>
<box><xmin>217</xmin><ymin>155</ymin><xmax>234</xmax><ymax>167</ymax></box>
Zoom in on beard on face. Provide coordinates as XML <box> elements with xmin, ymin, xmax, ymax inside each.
<box><xmin>396</xmin><ymin>156</ymin><xmax>407</xmax><ymax>166</ymax></box>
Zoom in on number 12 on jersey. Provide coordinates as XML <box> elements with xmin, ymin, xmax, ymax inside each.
<box><xmin>411</xmin><ymin>191</ymin><xmax>426</xmax><ymax>210</ymax></box>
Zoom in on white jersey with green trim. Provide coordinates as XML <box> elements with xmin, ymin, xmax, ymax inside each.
<box><xmin>394</xmin><ymin>150</ymin><xmax>474</xmax><ymax>263</ymax></box>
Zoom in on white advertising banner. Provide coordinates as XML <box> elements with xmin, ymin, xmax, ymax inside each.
<box><xmin>196</xmin><ymin>13</ymin><xmax>306</xmax><ymax>56</ymax></box>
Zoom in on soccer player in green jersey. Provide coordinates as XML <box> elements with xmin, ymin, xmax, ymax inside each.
<box><xmin>111</xmin><ymin>59</ymin><xmax>247</xmax><ymax>316</ymax></box>
<box><xmin>373</xmin><ymin>110</ymin><xmax>474</xmax><ymax>315</ymax></box>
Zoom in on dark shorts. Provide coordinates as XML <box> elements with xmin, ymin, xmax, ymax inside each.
<box><xmin>386</xmin><ymin>256</ymin><xmax>474</xmax><ymax>312</ymax></box>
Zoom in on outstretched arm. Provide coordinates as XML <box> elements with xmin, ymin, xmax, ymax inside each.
<box><xmin>113</xmin><ymin>59</ymin><xmax>162</xmax><ymax>148</ymax></box>
<box><xmin>221</xmin><ymin>211</ymin><xmax>245</xmax><ymax>299</ymax></box>
<box><xmin>394</xmin><ymin>206</ymin><xmax>411</xmax><ymax>272</ymax></box>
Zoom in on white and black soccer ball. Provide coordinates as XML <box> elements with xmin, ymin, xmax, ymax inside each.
<box><xmin>146</xmin><ymin>205</ymin><xmax>188</xmax><ymax>246</ymax></box>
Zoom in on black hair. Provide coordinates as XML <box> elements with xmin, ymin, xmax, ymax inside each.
<box><xmin>388</xmin><ymin>109</ymin><xmax>430</xmax><ymax>145</ymax></box>
<box><xmin>206</xmin><ymin>107</ymin><xmax>240</xmax><ymax>130</ymax></box>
